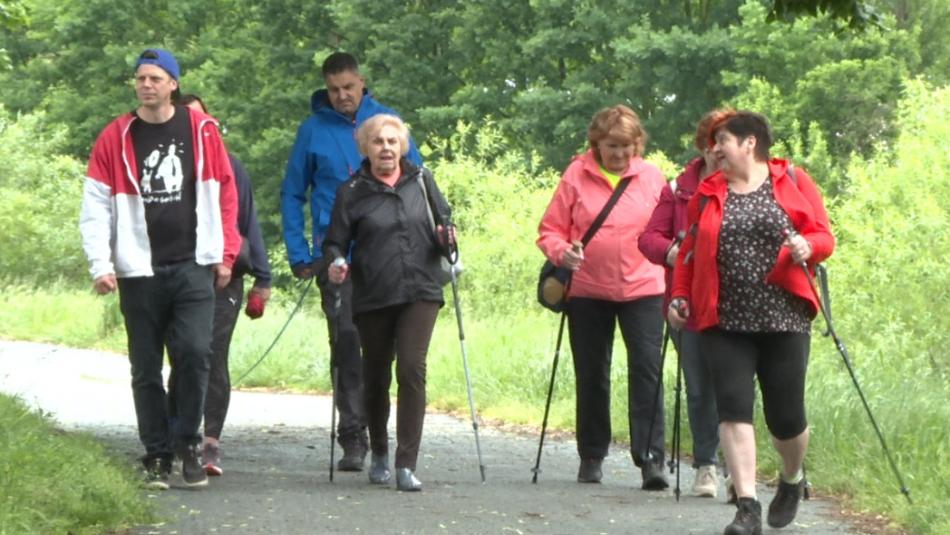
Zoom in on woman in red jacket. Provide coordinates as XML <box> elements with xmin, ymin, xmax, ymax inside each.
<box><xmin>638</xmin><ymin>109</ymin><xmax>732</xmax><ymax>499</ymax></box>
<box><xmin>668</xmin><ymin>111</ymin><xmax>834</xmax><ymax>535</ymax></box>
<box><xmin>538</xmin><ymin>105</ymin><xmax>668</xmax><ymax>490</ymax></box>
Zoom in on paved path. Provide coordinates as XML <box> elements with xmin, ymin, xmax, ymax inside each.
<box><xmin>0</xmin><ymin>340</ymin><xmax>862</xmax><ymax>534</ymax></box>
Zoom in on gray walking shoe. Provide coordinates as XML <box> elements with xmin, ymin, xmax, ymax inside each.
<box><xmin>577</xmin><ymin>458</ymin><xmax>603</xmax><ymax>483</ymax></box>
<box><xmin>395</xmin><ymin>468</ymin><xmax>422</xmax><ymax>492</ymax></box>
<box><xmin>368</xmin><ymin>453</ymin><xmax>391</xmax><ymax>484</ymax></box>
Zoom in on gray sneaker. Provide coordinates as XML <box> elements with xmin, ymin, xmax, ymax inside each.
<box><xmin>368</xmin><ymin>453</ymin><xmax>391</xmax><ymax>484</ymax></box>
<box><xmin>179</xmin><ymin>444</ymin><xmax>209</xmax><ymax>488</ymax></box>
<box><xmin>142</xmin><ymin>457</ymin><xmax>171</xmax><ymax>490</ymax></box>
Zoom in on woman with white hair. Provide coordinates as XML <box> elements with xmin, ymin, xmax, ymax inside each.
<box><xmin>324</xmin><ymin>114</ymin><xmax>453</xmax><ymax>492</ymax></box>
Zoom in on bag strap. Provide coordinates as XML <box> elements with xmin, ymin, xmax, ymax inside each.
<box><xmin>416</xmin><ymin>169</ymin><xmax>438</xmax><ymax>231</ymax></box>
<box><xmin>579</xmin><ymin>176</ymin><xmax>632</xmax><ymax>247</ymax></box>
<box><xmin>417</xmin><ymin>169</ymin><xmax>459</xmax><ymax>263</ymax></box>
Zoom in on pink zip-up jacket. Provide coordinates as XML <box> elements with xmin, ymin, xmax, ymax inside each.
<box><xmin>537</xmin><ymin>150</ymin><xmax>666</xmax><ymax>302</ymax></box>
<box><xmin>79</xmin><ymin>108</ymin><xmax>240</xmax><ymax>280</ymax></box>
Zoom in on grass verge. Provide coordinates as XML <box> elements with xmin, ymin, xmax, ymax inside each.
<box><xmin>0</xmin><ymin>393</ymin><xmax>155</xmax><ymax>534</ymax></box>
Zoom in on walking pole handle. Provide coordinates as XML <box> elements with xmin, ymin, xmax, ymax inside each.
<box><xmin>331</xmin><ymin>257</ymin><xmax>346</xmax><ymax>310</ymax></box>
<box><xmin>439</xmin><ymin>223</ymin><xmax>459</xmax><ymax>265</ymax></box>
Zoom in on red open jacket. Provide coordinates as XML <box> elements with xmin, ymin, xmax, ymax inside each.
<box><xmin>670</xmin><ymin>159</ymin><xmax>834</xmax><ymax>330</ymax></box>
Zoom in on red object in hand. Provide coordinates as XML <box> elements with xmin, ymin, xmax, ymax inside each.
<box><xmin>245</xmin><ymin>291</ymin><xmax>265</xmax><ymax>319</ymax></box>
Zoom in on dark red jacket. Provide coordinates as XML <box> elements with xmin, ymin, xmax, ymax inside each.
<box><xmin>670</xmin><ymin>159</ymin><xmax>834</xmax><ymax>331</ymax></box>
<box><xmin>639</xmin><ymin>157</ymin><xmax>706</xmax><ymax>328</ymax></box>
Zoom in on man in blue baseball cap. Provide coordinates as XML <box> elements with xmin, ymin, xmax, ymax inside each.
<box><xmin>135</xmin><ymin>48</ymin><xmax>181</xmax><ymax>101</ymax></box>
<box><xmin>80</xmin><ymin>47</ymin><xmax>240</xmax><ymax>490</ymax></box>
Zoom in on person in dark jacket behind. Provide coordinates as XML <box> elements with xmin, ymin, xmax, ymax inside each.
<box><xmin>167</xmin><ymin>94</ymin><xmax>272</xmax><ymax>477</ymax></box>
<box><xmin>324</xmin><ymin>114</ymin><xmax>452</xmax><ymax>492</ymax></box>
<box><xmin>638</xmin><ymin>109</ymin><xmax>732</xmax><ymax>499</ymax></box>
<box><xmin>669</xmin><ymin>111</ymin><xmax>834</xmax><ymax>535</ymax></box>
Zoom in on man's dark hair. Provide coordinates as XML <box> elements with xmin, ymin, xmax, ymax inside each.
<box><xmin>718</xmin><ymin>111</ymin><xmax>773</xmax><ymax>161</ymax></box>
<box><xmin>321</xmin><ymin>52</ymin><xmax>360</xmax><ymax>77</ymax></box>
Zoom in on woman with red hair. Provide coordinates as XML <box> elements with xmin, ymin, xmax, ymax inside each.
<box><xmin>639</xmin><ymin>108</ymin><xmax>733</xmax><ymax>499</ymax></box>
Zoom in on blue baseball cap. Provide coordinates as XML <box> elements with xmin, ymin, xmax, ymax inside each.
<box><xmin>135</xmin><ymin>48</ymin><xmax>180</xmax><ymax>80</ymax></box>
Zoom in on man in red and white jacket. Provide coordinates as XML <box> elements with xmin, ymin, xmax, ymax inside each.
<box><xmin>79</xmin><ymin>48</ymin><xmax>239</xmax><ymax>490</ymax></box>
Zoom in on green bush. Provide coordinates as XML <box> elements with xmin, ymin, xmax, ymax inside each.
<box><xmin>0</xmin><ymin>108</ymin><xmax>88</xmax><ymax>285</ymax></box>
<box><xmin>798</xmin><ymin>79</ymin><xmax>950</xmax><ymax>535</ymax></box>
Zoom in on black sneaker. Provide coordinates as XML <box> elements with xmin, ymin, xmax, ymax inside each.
<box><xmin>337</xmin><ymin>431</ymin><xmax>368</xmax><ymax>472</ymax></box>
<box><xmin>724</xmin><ymin>497</ymin><xmax>762</xmax><ymax>535</ymax></box>
<box><xmin>767</xmin><ymin>478</ymin><xmax>805</xmax><ymax>528</ymax></box>
<box><xmin>577</xmin><ymin>458</ymin><xmax>603</xmax><ymax>483</ymax></box>
<box><xmin>179</xmin><ymin>444</ymin><xmax>209</xmax><ymax>488</ymax></box>
<box><xmin>142</xmin><ymin>457</ymin><xmax>171</xmax><ymax>490</ymax></box>
<box><xmin>641</xmin><ymin>459</ymin><xmax>669</xmax><ymax>491</ymax></box>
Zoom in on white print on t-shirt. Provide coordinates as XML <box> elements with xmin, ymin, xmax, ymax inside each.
<box><xmin>141</xmin><ymin>141</ymin><xmax>184</xmax><ymax>204</ymax></box>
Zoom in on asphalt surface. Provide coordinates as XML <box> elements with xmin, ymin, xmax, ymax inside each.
<box><xmin>0</xmin><ymin>340</ymin><xmax>864</xmax><ymax>534</ymax></box>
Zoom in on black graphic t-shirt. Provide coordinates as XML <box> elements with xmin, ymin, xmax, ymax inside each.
<box><xmin>131</xmin><ymin>106</ymin><xmax>197</xmax><ymax>266</ymax></box>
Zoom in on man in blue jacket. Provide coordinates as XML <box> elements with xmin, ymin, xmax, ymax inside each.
<box><xmin>281</xmin><ymin>52</ymin><xmax>422</xmax><ymax>472</ymax></box>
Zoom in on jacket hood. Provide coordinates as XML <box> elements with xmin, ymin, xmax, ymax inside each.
<box><xmin>675</xmin><ymin>157</ymin><xmax>706</xmax><ymax>193</ymax></box>
<box><xmin>310</xmin><ymin>87</ymin><xmax>371</xmax><ymax>115</ymax></box>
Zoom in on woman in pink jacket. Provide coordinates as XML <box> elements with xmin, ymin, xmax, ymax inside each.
<box><xmin>537</xmin><ymin>105</ymin><xmax>668</xmax><ymax>490</ymax></box>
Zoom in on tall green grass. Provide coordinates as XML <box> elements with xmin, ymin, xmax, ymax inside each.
<box><xmin>0</xmin><ymin>394</ymin><xmax>155</xmax><ymax>534</ymax></box>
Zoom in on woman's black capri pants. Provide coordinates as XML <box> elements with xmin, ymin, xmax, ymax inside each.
<box><xmin>699</xmin><ymin>328</ymin><xmax>810</xmax><ymax>440</ymax></box>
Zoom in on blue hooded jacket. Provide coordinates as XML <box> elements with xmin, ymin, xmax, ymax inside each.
<box><xmin>280</xmin><ymin>88</ymin><xmax>422</xmax><ymax>266</ymax></box>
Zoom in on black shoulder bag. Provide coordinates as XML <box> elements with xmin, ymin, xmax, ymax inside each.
<box><xmin>537</xmin><ymin>177</ymin><xmax>632</xmax><ymax>312</ymax></box>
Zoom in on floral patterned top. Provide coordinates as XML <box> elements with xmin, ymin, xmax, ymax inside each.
<box><xmin>716</xmin><ymin>178</ymin><xmax>811</xmax><ymax>333</ymax></box>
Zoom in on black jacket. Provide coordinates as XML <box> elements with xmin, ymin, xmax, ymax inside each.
<box><xmin>323</xmin><ymin>159</ymin><xmax>451</xmax><ymax>316</ymax></box>
<box><xmin>230</xmin><ymin>154</ymin><xmax>272</xmax><ymax>288</ymax></box>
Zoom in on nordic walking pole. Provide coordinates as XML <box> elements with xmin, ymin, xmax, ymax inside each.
<box><xmin>531</xmin><ymin>308</ymin><xmax>568</xmax><ymax>484</ymax></box>
<box><xmin>670</xmin><ymin>329</ymin><xmax>683</xmax><ymax>501</ymax></box>
<box><xmin>328</xmin><ymin>257</ymin><xmax>346</xmax><ymax>483</ymax></box>
<box><xmin>644</xmin><ymin>324</ymin><xmax>670</xmax><ymax>470</ymax></box>
<box><xmin>783</xmin><ymin>230</ymin><xmax>912</xmax><ymax>504</ymax></box>
<box><xmin>445</xmin><ymin>240</ymin><xmax>487</xmax><ymax>483</ymax></box>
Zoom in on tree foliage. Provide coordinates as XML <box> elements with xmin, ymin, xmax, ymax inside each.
<box><xmin>0</xmin><ymin>0</ymin><xmax>945</xmax><ymax>265</ymax></box>
<box><xmin>768</xmin><ymin>0</ymin><xmax>883</xmax><ymax>28</ymax></box>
